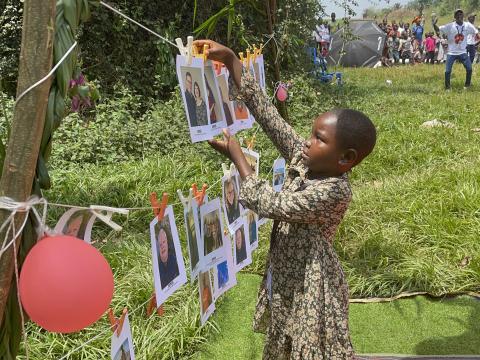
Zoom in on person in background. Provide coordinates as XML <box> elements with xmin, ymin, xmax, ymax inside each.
<box><xmin>424</xmin><ymin>32</ymin><xmax>436</xmax><ymax>64</ymax></box>
<box><xmin>387</xmin><ymin>32</ymin><xmax>400</xmax><ymax>64</ymax></box>
<box><xmin>398</xmin><ymin>21</ymin><xmax>405</xmax><ymax>35</ymax></box>
<box><xmin>433</xmin><ymin>9</ymin><xmax>479</xmax><ymax>89</ymax></box>
<box><xmin>412</xmin><ymin>16</ymin><xmax>425</xmax><ymax>47</ymax></box>
<box><xmin>466</xmin><ymin>14</ymin><xmax>478</xmax><ymax>63</ymax></box>
<box><xmin>404</xmin><ymin>22</ymin><xmax>412</xmax><ymax>37</ymax></box>
<box><xmin>399</xmin><ymin>32</ymin><xmax>413</xmax><ymax>65</ymax></box>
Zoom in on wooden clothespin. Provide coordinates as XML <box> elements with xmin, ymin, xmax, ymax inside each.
<box><xmin>246</xmin><ymin>135</ymin><xmax>256</xmax><ymax>150</ymax></box>
<box><xmin>146</xmin><ymin>294</ymin><xmax>164</xmax><ymax>317</ymax></box>
<box><xmin>259</xmin><ymin>43</ymin><xmax>264</xmax><ymax>54</ymax></box>
<box><xmin>150</xmin><ymin>192</ymin><xmax>169</xmax><ymax>222</ymax></box>
<box><xmin>192</xmin><ymin>183</ymin><xmax>207</xmax><ymax>206</ymax></box>
<box><xmin>177</xmin><ymin>188</ymin><xmax>194</xmax><ymax>211</ymax></box>
<box><xmin>221</xmin><ymin>163</ymin><xmax>236</xmax><ymax>179</ymax></box>
<box><xmin>194</xmin><ymin>44</ymin><xmax>209</xmax><ymax>62</ymax></box>
<box><xmin>108</xmin><ymin>307</ymin><xmax>128</xmax><ymax>337</ymax></box>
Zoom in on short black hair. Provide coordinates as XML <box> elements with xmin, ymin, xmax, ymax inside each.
<box><xmin>331</xmin><ymin>108</ymin><xmax>376</xmax><ymax>164</ymax></box>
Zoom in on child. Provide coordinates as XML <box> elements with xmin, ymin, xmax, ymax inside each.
<box><xmin>399</xmin><ymin>32</ymin><xmax>413</xmax><ymax>64</ymax></box>
<box><xmin>424</xmin><ymin>32</ymin><xmax>436</xmax><ymax>64</ymax></box>
<box><xmin>195</xmin><ymin>39</ymin><xmax>376</xmax><ymax>359</ymax></box>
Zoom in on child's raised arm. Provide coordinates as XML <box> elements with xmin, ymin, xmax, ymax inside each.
<box><xmin>194</xmin><ymin>40</ymin><xmax>303</xmax><ymax>162</ymax></box>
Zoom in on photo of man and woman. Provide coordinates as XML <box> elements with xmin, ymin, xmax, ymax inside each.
<box><xmin>110</xmin><ymin>315</ymin><xmax>135</xmax><ymax>360</ymax></box>
<box><xmin>54</xmin><ymin>208</ymin><xmax>95</xmax><ymax>243</ymax></box>
<box><xmin>180</xmin><ymin>66</ymin><xmax>208</xmax><ymax>127</ymax></box>
<box><xmin>150</xmin><ymin>206</ymin><xmax>187</xmax><ymax>307</ymax></box>
<box><xmin>199</xmin><ymin>271</ymin><xmax>215</xmax><ymax>325</ymax></box>
<box><xmin>183</xmin><ymin>200</ymin><xmax>202</xmax><ymax>280</ymax></box>
<box><xmin>200</xmin><ymin>198</ymin><xmax>226</xmax><ymax>268</ymax></box>
<box><xmin>234</xmin><ymin>222</ymin><xmax>252</xmax><ymax>271</ymax></box>
<box><xmin>222</xmin><ymin>175</ymin><xmax>242</xmax><ymax>232</ymax></box>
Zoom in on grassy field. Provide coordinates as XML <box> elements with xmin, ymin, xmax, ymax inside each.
<box><xmin>6</xmin><ymin>62</ymin><xmax>480</xmax><ymax>358</ymax></box>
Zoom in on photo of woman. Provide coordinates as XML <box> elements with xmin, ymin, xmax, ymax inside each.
<box><xmin>62</xmin><ymin>211</ymin><xmax>90</xmax><ymax>239</ymax></box>
<box><xmin>235</xmin><ymin>227</ymin><xmax>247</xmax><ymax>265</ymax></box>
<box><xmin>194</xmin><ymin>81</ymin><xmax>208</xmax><ymax>126</ymax></box>
<box><xmin>203</xmin><ymin>211</ymin><xmax>222</xmax><ymax>255</ymax></box>
<box><xmin>247</xmin><ymin>210</ymin><xmax>258</xmax><ymax>248</ymax></box>
<box><xmin>222</xmin><ymin>176</ymin><xmax>241</xmax><ymax>226</ymax></box>
<box><xmin>155</xmin><ymin>216</ymin><xmax>180</xmax><ymax>289</ymax></box>
<box><xmin>185</xmin><ymin>206</ymin><xmax>200</xmax><ymax>271</ymax></box>
<box><xmin>205</xmin><ymin>77</ymin><xmax>217</xmax><ymax>123</ymax></box>
<box><xmin>199</xmin><ymin>271</ymin><xmax>213</xmax><ymax>314</ymax></box>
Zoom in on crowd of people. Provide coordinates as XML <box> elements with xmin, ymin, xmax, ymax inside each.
<box><xmin>379</xmin><ymin>13</ymin><xmax>479</xmax><ymax>67</ymax></box>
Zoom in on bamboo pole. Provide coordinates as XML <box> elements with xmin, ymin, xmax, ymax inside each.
<box><xmin>0</xmin><ymin>0</ymin><xmax>56</xmax><ymax>328</ymax></box>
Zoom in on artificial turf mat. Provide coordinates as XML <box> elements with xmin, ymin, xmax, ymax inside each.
<box><xmin>192</xmin><ymin>273</ymin><xmax>480</xmax><ymax>360</ymax></box>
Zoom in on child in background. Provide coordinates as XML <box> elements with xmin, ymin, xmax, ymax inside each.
<box><xmin>424</xmin><ymin>32</ymin><xmax>436</xmax><ymax>64</ymax></box>
<box><xmin>195</xmin><ymin>39</ymin><xmax>376</xmax><ymax>359</ymax></box>
<box><xmin>399</xmin><ymin>32</ymin><xmax>413</xmax><ymax>64</ymax></box>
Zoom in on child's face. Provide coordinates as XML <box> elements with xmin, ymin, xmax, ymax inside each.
<box><xmin>302</xmin><ymin>113</ymin><xmax>350</xmax><ymax>177</ymax></box>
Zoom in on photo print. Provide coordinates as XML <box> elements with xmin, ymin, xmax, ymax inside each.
<box><xmin>53</xmin><ymin>208</ymin><xmax>96</xmax><ymax>243</ymax></box>
<box><xmin>200</xmin><ymin>198</ymin><xmax>226</xmax><ymax>268</ymax></box>
<box><xmin>216</xmin><ymin>72</ymin><xmax>235</xmax><ymax>130</ymax></box>
<box><xmin>204</xmin><ymin>62</ymin><xmax>227</xmax><ymax>128</ymax></box>
<box><xmin>233</xmin><ymin>219</ymin><xmax>252</xmax><ymax>272</ymax></box>
<box><xmin>246</xmin><ymin>210</ymin><xmax>259</xmax><ymax>251</ymax></box>
<box><xmin>183</xmin><ymin>198</ymin><xmax>203</xmax><ymax>282</ymax></box>
<box><xmin>233</xmin><ymin>100</ymin><xmax>253</xmax><ymax>131</ymax></box>
<box><xmin>242</xmin><ymin>148</ymin><xmax>260</xmax><ymax>176</ymax></box>
<box><xmin>198</xmin><ymin>271</ymin><xmax>215</xmax><ymax>325</ymax></box>
<box><xmin>110</xmin><ymin>314</ymin><xmax>135</xmax><ymax>360</ymax></box>
<box><xmin>176</xmin><ymin>55</ymin><xmax>222</xmax><ymax>143</ymax></box>
<box><xmin>222</xmin><ymin>173</ymin><xmax>243</xmax><ymax>233</ymax></box>
<box><xmin>272</xmin><ymin>157</ymin><xmax>286</xmax><ymax>192</ymax></box>
<box><xmin>254</xmin><ymin>54</ymin><xmax>266</xmax><ymax>91</ymax></box>
<box><xmin>150</xmin><ymin>206</ymin><xmax>187</xmax><ymax>308</ymax></box>
<box><xmin>213</xmin><ymin>233</ymin><xmax>237</xmax><ymax>299</ymax></box>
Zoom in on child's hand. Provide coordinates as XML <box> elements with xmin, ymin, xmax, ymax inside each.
<box><xmin>208</xmin><ymin>128</ymin><xmax>242</xmax><ymax>161</ymax></box>
<box><xmin>193</xmin><ymin>40</ymin><xmax>235</xmax><ymax>66</ymax></box>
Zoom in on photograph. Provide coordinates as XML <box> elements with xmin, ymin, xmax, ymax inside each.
<box><xmin>183</xmin><ymin>199</ymin><xmax>203</xmax><ymax>281</ymax></box>
<box><xmin>110</xmin><ymin>314</ymin><xmax>135</xmax><ymax>360</ymax></box>
<box><xmin>204</xmin><ymin>63</ymin><xmax>227</xmax><ymax>127</ymax></box>
<box><xmin>200</xmin><ymin>198</ymin><xmax>226</xmax><ymax>268</ymax></box>
<box><xmin>233</xmin><ymin>100</ymin><xmax>249</xmax><ymax>121</ymax></box>
<box><xmin>234</xmin><ymin>220</ymin><xmax>252</xmax><ymax>272</ymax></box>
<box><xmin>247</xmin><ymin>210</ymin><xmax>259</xmax><ymax>251</ymax></box>
<box><xmin>150</xmin><ymin>206</ymin><xmax>187</xmax><ymax>308</ymax></box>
<box><xmin>272</xmin><ymin>157</ymin><xmax>286</xmax><ymax>192</ymax></box>
<box><xmin>216</xmin><ymin>73</ymin><xmax>235</xmax><ymax>127</ymax></box>
<box><xmin>254</xmin><ymin>54</ymin><xmax>266</xmax><ymax>91</ymax></box>
<box><xmin>213</xmin><ymin>234</ymin><xmax>237</xmax><ymax>299</ymax></box>
<box><xmin>222</xmin><ymin>174</ymin><xmax>243</xmax><ymax>233</ymax></box>
<box><xmin>242</xmin><ymin>148</ymin><xmax>260</xmax><ymax>176</ymax></box>
<box><xmin>53</xmin><ymin>208</ymin><xmax>96</xmax><ymax>243</ymax></box>
<box><xmin>198</xmin><ymin>271</ymin><xmax>215</xmax><ymax>325</ymax></box>
<box><xmin>176</xmin><ymin>55</ymin><xmax>223</xmax><ymax>143</ymax></box>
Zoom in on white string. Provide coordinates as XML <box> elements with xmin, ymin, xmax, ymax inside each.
<box><xmin>99</xmin><ymin>1</ymin><xmax>179</xmax><ymax>49</ymax></box>
<box><xmin>15</xmin><ymin>42</ymin><xmax>78</xmax><ymax>105</ymax></box>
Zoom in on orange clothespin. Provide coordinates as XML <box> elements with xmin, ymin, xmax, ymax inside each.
<box><xmin>147</xmin><ymin>294</ymin><xmax>164</xmax><ymax>317</ymax></box>
<box><xmin>259</xmin><ymin>43</ymin><xmax>264</xmax><ymax>55</ymax></box>
<box><xmin>192</xmin><ymin>183</ymin><xmax>207</xmax><ymax>206</ymax></box>
<box><xmin>238</xmin><ymin>52</ymin><xmax>245</xmax><ymax>66</ymax></box>
<box><xmin>246</xmin><ymin>135</ymin><xmax>256</xmax><ymax>150</ymax></box>
<box><xmin>246</xmin><ymin>49</ymin><xmax>251</xmax><ymax>67</ymax></box>
<box><xmin>108</xmin><ymin>307</ymin><xmax>128</xmax><ymax>337</ymax></box>
<box><xmin>150</xmin><ymin>192</ymin><xmax>169</xmax><ymax>221</ymax></box>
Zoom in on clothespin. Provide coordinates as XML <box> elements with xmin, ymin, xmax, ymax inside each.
<box><xmin>175</xmin><ymin>36</ymin><xmax>195</xmax><ymax>65</ymax></box>
<box><xmin>252</xmin><ymin>45</ymin><xmax>258</xmax><ymax>61</ymax></box>
<box><xmin>150</xmin><ymin>192</ymin><xmax>169</xmax><ymax>221</ymax></box>
<box><xmin>222</xmin><ymin>163</ymin><xmax>236</xmax><ymax>179</ymax></box>
<box><xmin>259</xmin><ymin>43</ymin><xmax>264</xmax><ymax>54</ymax></box>
<box><xmin>146</xmin><ymin>294</ymin><xmax>164</xmax><ymax>317</ymax></box>
<box><xmin>192</xmin><ymin>183</ymin><xmax>207</xmax><ymax>206</ymax></box>
<box><xmin>108</xmin><ymin>307</ymin><xmax>127</xmax><ymax>337</ymax></box>
<box><xmin>90</xmin><ymin>205</ymin><xmax>129</xmax><ymax>232</ymax></box>
<box><xmin>239</xmin><ymin>52</ymin><xmax>245</xmax><ymax>66</ymax></box>
<box><xmin>194</xmin><ymin>44</ymin><xmax>209</xmax><ymax>62</ymax></box>
<box><xmin>177</xmin><ymin>188</ymin><xmax>194</xmax><ymax>211</ymax></box>
<box><xmin>246</xmin><ymin>135</ymin><xmax>256</xmax><ymax>150</ymax></box>
<box><xmin>246</xmin><ymin>49</ymin><xmax>251</xmax><ymax>67</ymax></box>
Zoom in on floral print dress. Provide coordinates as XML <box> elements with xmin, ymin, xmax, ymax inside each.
<box><xmin>230</xmin><ymin>69</ymin><xmax>355</xmax><ymax>359</ymax></box>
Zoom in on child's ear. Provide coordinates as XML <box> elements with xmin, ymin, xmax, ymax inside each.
<box><xmin>338</xmin><ymin>149</ymin><xmax>358</xmax><ymax>168</ymax></box>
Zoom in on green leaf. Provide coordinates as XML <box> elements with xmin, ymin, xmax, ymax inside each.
<box><xmin>193</xmin><ymin>0</ymin><xmax>198</xmax><ymax>30</ymax></box>
<box><xmin>77</xmin><ymin>85</ymin><xmax>90</xmax><ymax>98</ymax></box>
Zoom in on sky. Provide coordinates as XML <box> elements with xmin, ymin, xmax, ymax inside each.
<box><xmin>324</xmin><ymin>0</ymin><xmax>412</xmax><ymax>19</ymax></box>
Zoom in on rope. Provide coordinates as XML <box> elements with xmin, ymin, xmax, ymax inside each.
<box><xmin>99</xmin><ymin>1</ymin><xmax>179</xmax><ymax>49</ymax></box>
<box><xmin>15</xmin><ymin>42</ymin><xmax>78</xmax><ymax>105</ymax></box>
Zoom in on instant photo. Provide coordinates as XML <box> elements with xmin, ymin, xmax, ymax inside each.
<box><xmin>150</xmin><ymin>206</ymin><xmax>187</xmax><ymax>308</ymax></box>
<box><xmin>254</xmin><ymin>54</ymin><xmax>266</xmax><ymax>91</ymax></box>
<box><xmin>176</xmin><ymin>55</ymin><xmax>222</xmax><ymax>143</ymax></box>
<box><xmin>246</xmin><ymin>210</ymin><xmax>259</xmax><ymax>251</ymax></box>
<box><xmin>213</xmin><ymin>234</ymin><xmax>237</xmax><ymax>299</ymax></box>
<box><xmin>183</xmin><ymin>199</ymin><xmax>203</xmax><ymax>282</ymax></box>
<box><xmin>204</xmin><ymin>62</ymin><xmax>227</xmax><ymax>128</ymax></box>
<box><xmin>272</xmin><ymin>157</ymin><xmax>286</xmax><ymax>192</ymax></box>
<box><xmin>242</xmin><ymin>148</ymin><xmax>260</xmax><ymax>176</ymax></box>
<box><xmin>53</xmin><ymin>208</ymin><xmax>96</xmax><ymax>243</ymax></box>
<box><xmin>198</xmin><ymin>271</ymin><xmax>215</xmax><ymax>326</ymax></box>
<box><xmin>110</xmin><ymin>314</ymin><xmax>135</xmax><ymax>360</ymax></box>
<box><xmin>216</xmin><ymin>73</ymin><xmax>236</xmax><ymax>130</ymax></box>
<box><xmin>222</xmin><ymin>173</ymin><xmax>243</xmax><ymax>234</ymax></box>
<box><xmin>233</xmin><ymin>100</ymin><xmax>253</xmax><ymax>131</ymax></box>
<box><xmin>233</xmin><ymin>220</ymin><xmax>252</xmax><ymax>272</ymax></box>
<box><xmin>200</xmin><ymin>198</ymin><xmax>226</xmax><ymax>269</ymax></box>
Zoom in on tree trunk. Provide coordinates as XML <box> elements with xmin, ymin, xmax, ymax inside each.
<box><xmin>0</xmin><ymin>0</ymin><xmax>56</xmax><ymax>335</ymax></box>
<box><xmin>265</xmin><ymin>0</ymin><xmax>288</xmax><ymax>121</ymax></box>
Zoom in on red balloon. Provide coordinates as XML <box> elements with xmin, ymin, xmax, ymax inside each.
<box><xmin>19</xmin><ymin>235</ymin><xmax>114</xmax><ymax>333</ymax></box>
<box><xmin>276</xmin><ymin>85</ymin><xmax>288</xmax><ymax>102</ymax></box>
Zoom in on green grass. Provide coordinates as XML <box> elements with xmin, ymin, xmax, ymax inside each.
<box><xmin>9</xmin><ymin>62</ymin><xmax>480</xmax><ymax>358</ymax></box>
<box><xmin>193</xmin><ymin>274</ymin><xmax>480</xmax><ymax>359</ymax></box>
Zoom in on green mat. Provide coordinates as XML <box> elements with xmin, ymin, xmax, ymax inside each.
<box><xmin>192</xmin><ymin>274</ymin><xmax>480</xmax><ymax>359</ymax></box>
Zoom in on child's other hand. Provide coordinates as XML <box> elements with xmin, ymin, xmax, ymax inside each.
<box><xmin>208</xmin><ymin>128</ymin><xmax>242</xmax><ymax>161</ymax></box>
<box><xmin>193</xmin><ymin>40</ymin><xmax>235</xmax><ymax>66</ymax></box>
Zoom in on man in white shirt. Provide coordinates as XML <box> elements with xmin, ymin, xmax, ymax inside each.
<box><xmin>433</xmin><ymin>9</ymin><xmax>479</xmax><ymax>89</ymax></box>
<box><xmin>466</xmin><ymin>14</ymin><xmax>478</xmax><ymax>63</ymax></box>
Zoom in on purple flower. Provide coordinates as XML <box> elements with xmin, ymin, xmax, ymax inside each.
<box><xmin>69</xmin><ymin>79</ymin><xmax>76</xmax><ymax>89</ymax></box>
<box><xmin>71</xmin><ymin>95</ymin><xmax>80</xmax><ymax>112</ymax></box>
<box><xmin>76</xmin><ymin>74</ymin><xmax>85</xmax><ymax>86</ymax></box>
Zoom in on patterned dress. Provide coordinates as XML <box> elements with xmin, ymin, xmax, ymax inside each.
<box><xmin>230</xmin><ymin>69</ymin><xmax>355</xmax><ymax>359</ymax></box>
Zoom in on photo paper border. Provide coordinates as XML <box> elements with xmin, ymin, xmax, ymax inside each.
<box><xmin>204</xmin><ymin>61</ymin><xmax>227</xmax><ymax>128</ymax></box>
<box><xmin>241</xmin><ymin>148</ymin><xmax>260</xmax><ymax>176</ymax></box>
<box><xmin>272</xmin><ymin>157</ymin><xmax>286</xmax><ymax>192</ymax></box>
<box><xmin>221</xmin><ymin>173</ymin><xmax>244</xmax><ymax>234</ymax></box>
<box><xmin>183</xmin><ymin>199</ymin><xmax>204</xmax><ymax>283</ymax></box>
<box><xmin>233</xmin><ymin>219</ymin><xmax>252</xmax><ymax>272</ymax></box>
<box><xmin>150</xmin><ymin>206</ymin><xmax>188</xmax><ymax>308</ymax></box>
<box><xmin>53</xmin><ymin>208</ymin><xmax>96</xmax><ymax>244</ymax></box>
<box><xmin>110</xmin><ymin>314</ymin><xmax>135</xmax><ymax>360</ymax></box>
<box><xmin>198</xmin><ymin>271</ymin><xmax>215</xmax><ymax>326</ymax></box>
<box><xmin>200</xmin><ymin>198</ymin><xmax>227</xmax><ymax>269</ymax></box>
<box><xmin>246</xmin><ymin>210</ymin><xmax>259</xmax><ymax>251</ymax></box>
<box><xmin>213</xmin><ymin>234</ymin><xmax>237</xmax><ymax>299</ymax></box>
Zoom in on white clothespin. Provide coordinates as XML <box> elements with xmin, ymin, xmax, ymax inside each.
<box><xmin>177</xmin><ymin>188</ymin><xmax>194</xmax><ymax>211</ymax></box>
<box><xmin>89</xmin><ymin>205</ymin><xmax>129</xmax><ymax>232</ymax></box>
<box><xmin>175</xmin><ymin>36</ymin><xmax>195</xmax><ymax>65</ymax></box>
<box><xmin>222</xmin><ymin>163</ymin><xmax>236</xmax><ymax>179</ymax></box>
